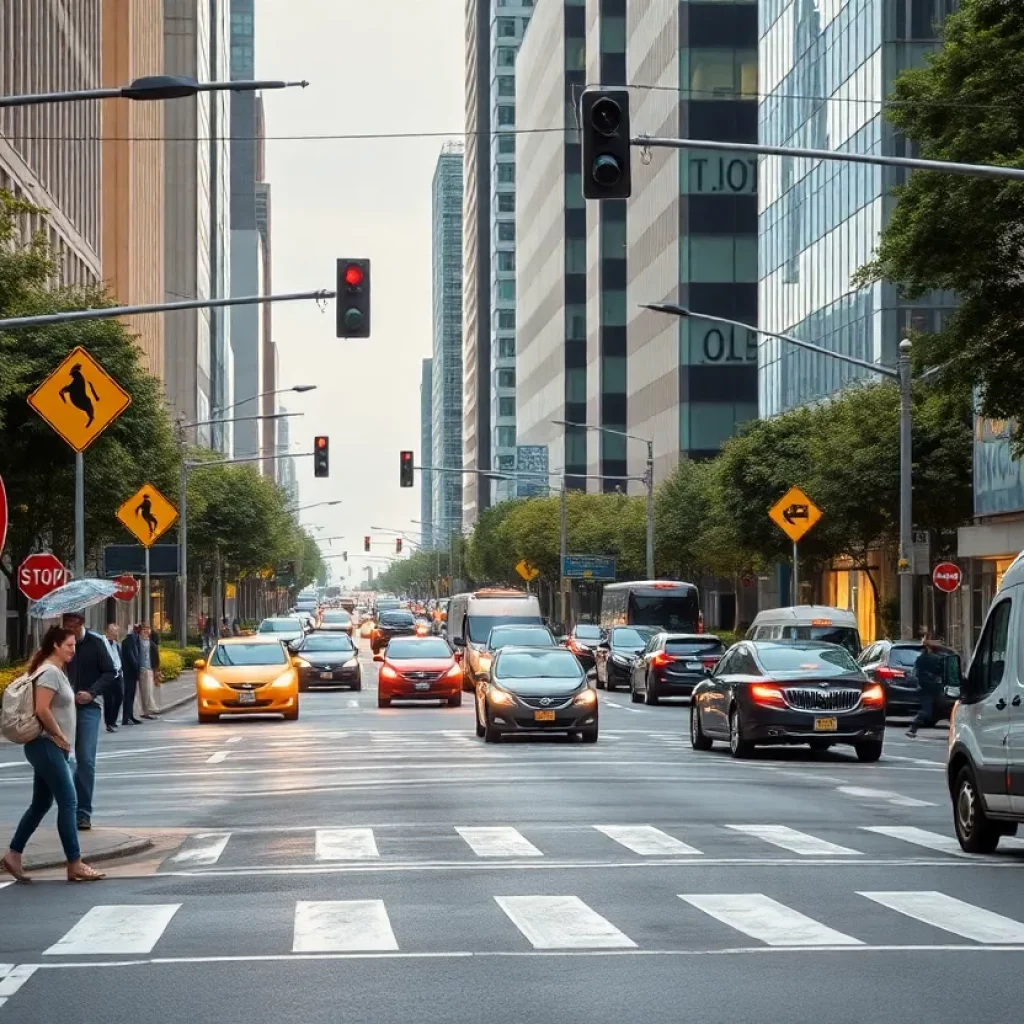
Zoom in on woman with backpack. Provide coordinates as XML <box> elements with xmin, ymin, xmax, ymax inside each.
<box><xmin>1</xmin><ymin>625</ymin><xmax>105</xmax><ymax>883</ymax></box>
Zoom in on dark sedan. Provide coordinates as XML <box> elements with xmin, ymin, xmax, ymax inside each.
<box><xmin>595</xmin><ymin>626</ymin><xmax>656</xmax><ymax>692</ymax></box>
<box><xmin>566</xmin><ymin>623</ymin><xmax>604</xmax><ymax>673</ymax></box>
<box><xmin>857</xmin><ymin>639</ymin><xmax>961</xmax><ymax>721</ymax></box>
<box><xmin>630</xmin><ymin>633</ymin><xmax>725</xmax><ymax>705</ymax></box>
<box><xmin>371</xmin><ymin>609</ymin><xmax>417</xmax><ymax>654</ymax></box>
<box><xmin>690</xmin><ymin>640</ymin><xmax>886</xmax><ymax>762</ymax></box>
<box><xmin>293</xmin><ymin>633</ymin><xmax>362</xmax><ymax>690</ymax></box>
<box><xmin>475</xmin><ymin>647</ymin><xmax>598</xmax><ymax>743</ymax></box>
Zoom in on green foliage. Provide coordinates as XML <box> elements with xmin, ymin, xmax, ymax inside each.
<box><xmin>857</xmin><ymin>0</ymin><xmax>1024</xmax><ymax>446</ymax></box>
<box><xmin>158</xmin><ymin>648</ymin><xmax>184</xmax><ymax>681</ymax></box>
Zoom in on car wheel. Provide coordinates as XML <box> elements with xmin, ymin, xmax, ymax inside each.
<box><xmin>377</xmin><ymin>696</ymin><xmax>391</xmax><ymax>709</ymax></box>
<box><xmin>284</xmin><ymin>709</ymin><xmax>299</xmax><ymax>721</ymax></box>
<box><xmin>475</xmin><ymin>705</ymin><xmax>485</xmax><ymax>738</ymax></box>
<box><xmin>953</xmin><ymin>765</ymin><xmax>1002</xmax><ymax>853</ymax></box>
<box><xmin>448</xmin><ymin>692</ymin><xmax>463</xmax><ymax>707</ymax></box>
<box><xmin>483</xmin><ymin>710</ymin><xmax>501</xmax><ymax>743</ymax></box>
<box><xmin>581</xmin><ymin>727</ymin><xmax>599</xmax><ymax>744</ymax></box>
<box><xmin>854</xmin><ymin>740</ymin><xmax>883</xmax><ymax>763</ymax></box>
<box><xmin>644</xmin><ymin>679</ymin><xmax>659</xmax><ymax>706</ymax></box>
<box><xmin>729</xmin><ymin>706</ymin><xmax>753</xmax><ymax>758</ymax></box>
<box><xmin>198</xmin><ymin>713</ymin><xmax>218</xmax><ymax>725</ymax></box>
<box><xmin>630</xmin><ymin>684</ymin><xmax>643</xmax><ymax>704</ymax></box>
<box><xmin>353</xmin><ymin>682</ymin><xmax>362</xmax><ymax>692</ymax></box>
<box><xmin>690</xmin><ymin>704</ymin><xmax>713</xmax><ymax>751</ymax></box>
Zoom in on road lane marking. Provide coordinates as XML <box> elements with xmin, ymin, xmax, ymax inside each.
<box><xmin>44</xmin><ymin>905</ymin><xmax>181</xmax><ymax>955</ymax></box>
<box><xmin>594</xmin><ymin>825</ymin><xmax>702</xmax><ymax>856</ymax></box>
<box><xmin>169</xmin><ymin>833</ymin><xmax>232</xmax><ymax>867</ymax></box>
<box><xmin>725</xmin><ymin>825</ymin><xmax>862</xmax><ymax>856</ymax></box>
<box><xmin>679</xmin><ymin>894</ymin><xmax>862</xmax><ymax>947</ymax></box>
<box><xmin>456</xmin><ymin>826</ymin><xmax>542</xmax><ymax>858</ymax></box>
<box><xmin>0</xmin><ymin>882</ymin><xmax>12</xmax><ymax>892</ymax></box>
<box><xmin>496</xmin><ymin>895</ymin><xmax>636</xmax><ymax>949</ymax></box>
<box><xmin>315</xmin><ymin>828</ymin><xmax>380</xmax><ymax>861</ymax></box>
<box><xmin>837</xmin><ymin>786</ymin><xmax>935</xmax><ymax>807</ymax></box>
<box><xmin>860</xmin><ymin>891</ymin><xmax>1024</xmax><ymax>944</ymax></box>
<box><xmin>861</xmin><ymin>826</ymin><xmax>962</xmax><ymax>855</ymax></box>
<box><xmin>292</xmin><ymin>900</ymin><xmax>398</xmax><ymax>952</ymax></box>
<box><xmin>226</xmin><ymin>737</ymin><xmax>242</xmax><ymax>745</ymax></box>
<box><xmin>0</xmin><ymin>964</ymin><xmax>37</xmax><ymax>1006</ymax></box>
<box><xmin>206</xmin><ymin>751</ymin><xmax>229</xmax><ymax>764</ymax></box>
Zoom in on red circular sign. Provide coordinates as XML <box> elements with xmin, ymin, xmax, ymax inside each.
<box><xmin>113</xmin><ymin>575</ymin><xmax>139</xmax><ymax>602</ymax></box>
<box><xmin>18</xmin><ymin>553</ymin><xmax>71</xmax><ymax>602</ymax></box>
<box><xmin>932</xmin><ymin>561</ymin><xmax>963</xmax><ymax>593</ymax></box>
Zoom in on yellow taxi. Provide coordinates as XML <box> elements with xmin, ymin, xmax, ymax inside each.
<box><xmin>194</xmin><ymin>635</ymin><xmax>300</xmax><ymax>723</ymax></box>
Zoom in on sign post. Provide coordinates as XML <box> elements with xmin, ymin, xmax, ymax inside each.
<box><xmin>27</xmin><ymin>346</ymin><xmax>132</xmax><ymax>578</ymax></box>
<box><xmin>769</xmin><ymin>486</ymin><xmax>823</xmax><ymax>604</ymax></box>
<box><xmin>116</xmin><ymin>483</ymin><xmax>178</xmax><ymax>627</ymax></box>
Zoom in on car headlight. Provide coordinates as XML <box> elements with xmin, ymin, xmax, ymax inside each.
<box><xmin>198</xmin><ymin>673</ymin><xmax>222</xmax><ymax>692</ymax></box>
<box><xmin>270</xmin><ymin>671</ymin><xmax>297</xmax><ymax>689</ymax></box>
<box><xmin>488</xmin><ymin>686</ymin><xmax>515</xmax><ymax>705</ymax></box>
<box><xmin>573</xmin><ymin>688</ymin><xmax>597</xmax><ymax>707</ymax></box>
<box><xmin>344</xmin><ymin>657</ymin><xmax>360</xmax><ymax>669</ymax></box>
<box><xmin>294</xmin><ymin>658</ymin><xmax>312</xmax><ymax>668</ymax></box>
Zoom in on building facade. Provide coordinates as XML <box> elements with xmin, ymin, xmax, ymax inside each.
<box><xmin>431</xmin><ymin>143</ymin><xmax>465</xmax><ymax>545</ymax></box>
<box><xmin>256</xmin><ymin>99</ymin><xmax>278</xmax><ymax>477</ymax></box>
<box><xmin>420</xmin><ymin>358</ymin><xmax>434</xmax><ymax>547</ymax></box>
<box><xmin>516</xmin><ymin>0</ymin><xmax>588</xmax><ymax>489</ymax></box>
<box><xmin>101</xmin><ymin>0</ymin><xmax>165</xmax><ymax>376</ymax></box>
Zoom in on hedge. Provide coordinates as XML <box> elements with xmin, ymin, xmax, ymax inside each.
<box><xmin>158</xmin><ymin>649</ymin><xmax>184</xmax><ymax>682</ymax></box>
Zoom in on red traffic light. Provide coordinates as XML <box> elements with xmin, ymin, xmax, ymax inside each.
<box><xmin>316</xmin><ymin>436</ymin><xmax>327</xmax><ymax>449</ymax></box>
<box><xmin>344</xmin><ymin>264</ymin><xmax>364</xmax><ymax>287</ymax></box>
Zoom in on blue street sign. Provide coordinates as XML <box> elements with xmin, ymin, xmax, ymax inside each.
<box><xmin>562</xmin><ymin>555</ymin><xmax>616</xmax><ymax>580</ymax></box>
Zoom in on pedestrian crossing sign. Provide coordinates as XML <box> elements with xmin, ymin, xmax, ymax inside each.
<box><xmin>27</xmin><ymin>345</ymin><xmax>132</xmax><ymax>453</ymax></box>
<box><xmin>117</xmin><ymin>483</ymin><xmax>178</xmax><ymax>547</ymax></box>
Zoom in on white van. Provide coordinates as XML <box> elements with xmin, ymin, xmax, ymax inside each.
<box><xmin>746</xmin><ymin>605</ymin><xmax>862</xmax><ymax>657</ymax></box>
<box><xmin>947</xmin><ymin>551</ymin><xmax>1024</xmax><ymax>852</ymax></box>
<box><xmin>448</xmin><ymin>589</ymin><xmax>544</xmax><ymax>691</ymax></box>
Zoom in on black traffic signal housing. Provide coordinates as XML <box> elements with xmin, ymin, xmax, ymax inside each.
<box><xmin>314</xmin><ymin>436</ymin><xmax>329</xmax><ymax>477</ymax></box>
<box><xmin>336</xmin><ymin>258</ymin><xmax>371</xmax><ymax>338</ymax></box>
<box><xmin>342</xmin><ymin>551</ymin><xmax>348</xmax><ymax>562</ymax></box>
<box><xmin>400</xmin><ymin>450</ymin><xmax>414</xmax><ymax>488</ymax></box>
<box><xmin>364</xmin><ymin>536</ymin><xmax>371</xmax><ymax>553</ymax></box>
<box><xmin>396</xmin><ymin>538</ymin><xmax>403</xmax><ymax>554</ymax></box>
<box><xmin>580</xmin><ymin>88</ymin><xmax>632</xmax><ymax>200</ymax></box>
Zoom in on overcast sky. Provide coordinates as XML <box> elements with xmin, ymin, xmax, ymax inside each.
<box><xmin>254</xmin><ymin>0</ymin><xmax>464</xmax><ymax>587</ymax></box>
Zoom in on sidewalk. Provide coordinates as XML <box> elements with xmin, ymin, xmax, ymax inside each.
<box><xmin>156</xmin><ymin>670</ymin><xmax>196</xmax><ymax>714</ymax></box>
<box><xmin>11</xmin><ymin>827</ymin><xmax>155</xmax><ymax>870</ymax></box>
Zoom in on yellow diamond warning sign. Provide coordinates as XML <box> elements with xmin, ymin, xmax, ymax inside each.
<box><xmin>117</xmin><ymin>484</ymin><xmax>178</xmax><ymax>548</ymax></box>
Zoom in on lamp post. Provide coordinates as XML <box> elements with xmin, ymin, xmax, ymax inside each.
<box><xmin>212</xmin><ymin>384</ymin><xmax>316</xmax><ymax>419</ymax></box>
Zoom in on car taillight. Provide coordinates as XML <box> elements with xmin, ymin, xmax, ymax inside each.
<box><xmin>876</xmin><ymin>666</ymin><xmax>906</xmax><ymax>680</ymax></box>
<box><xmin>750</xmin><ymin>683</ymin><xmax>786</xmax><ymax>708</ymax></box>
<box><xmin>415</xmin><ymin>625</ymin><xmax>429</xmax><ymax>635</ymax></box>
<box><xmin>702</xmin><ymin>656</ymin><xmax>720</xmax><ymax>672</ymax></box>
<box><xmin>651</xmin><ymin>652</ymin><xmax>673</xmax><ymax>669</ymax></box>
<box><xmin>445</xmin><ymin>663</ymin><xmax>463</xmax><ymax>679</ymax></box>
<box><xmin>568</xmin><ymin>639</ymin><xmax>584</xmax><ymax>655</ymax></box>
<box><xmin>861</xmin><ymin>684</ymin><xmax>885</xmax><ymax>707</ymax></box>
<box><xmin>379</xmin><ymin>664</ymin><xmax>399</xmax><ymax>681</ymax></box>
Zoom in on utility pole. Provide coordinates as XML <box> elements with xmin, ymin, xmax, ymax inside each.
<box><xmin>898</xmin><ymin>339</ymin><xmax>914</xmax><ymax>639</ymax></box>
<box><xmin>559</xmin><ymin>480</ymin><xmax>568</xmax><ymax>628</ymax></box>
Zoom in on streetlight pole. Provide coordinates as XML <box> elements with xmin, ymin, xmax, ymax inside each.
<box><xmin>559</xmin><ymin>479</ymin><xmax>568</xmax><ymax>628</ymax></box>
<box><xmin>213</xmin><ymin>384</ymin><xmax>316</xmax><ymax>420</ymax></box>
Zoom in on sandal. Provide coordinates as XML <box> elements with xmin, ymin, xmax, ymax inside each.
<box><xmin>67</xmin><ymin>866</ymin><xmax>106</xmax><ymax>883</ymax></box>
<box><xmin>1</xmin><ymin>855</ymin><xmax>31</xmax><ymax>883</ymax></box>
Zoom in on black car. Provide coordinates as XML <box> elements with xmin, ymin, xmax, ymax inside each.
<box><xmin>475</xmin><ymin>647</ymin><xmax>599</xmax><ymax>743</ymax></box>
<box><xmin>595</xmin><ymin>626</ymin><xmax>657</xmax><ymax>692</ymax></box>
<box><xmin>857</xmin><ymin>639</ymin><xmax>961</xmax><ymax>720</ymax></box>
<box><xmin>630</xmin><ymin>633</ymin><xmax>726</xmax><ymax>705</ymax></box>
<box><xmin>690</xmin><ymin>640</ymin><xmax>886</xmax><ymax>762</ymax></box>
<box><xmin>566</xmin><ymin>624</ymin><xmax>604</xmax><ymax>672</ymax></box>
<box><xmin>293</xmin><ymin>633</ymin><xmax>362</xmax><ymax>690</ymax></box>
<box><xmin>372</xmin><ymin>609</ymin><xmax>417</xmax><ymax>653</ymax></box>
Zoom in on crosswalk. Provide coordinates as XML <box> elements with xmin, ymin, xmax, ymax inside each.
<box><xmin>163</xmin><ymin>821</ymin><xmax>1024</xmax><ymax>869</ymax></box>
<box><xmin>10</xmin><ymin>888</ymin><xmax>1024</xmax><ymax>957</ymax></box>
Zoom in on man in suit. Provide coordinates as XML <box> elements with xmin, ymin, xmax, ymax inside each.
<box><xmin>121</xmin><ymin>626</ymin><xmax>144</xmax><ymax>725</ymax></box>
<box><xmin>102</xmin><ymin>622</ymin><xmax>124</xmax><ymax>733</ymax></box>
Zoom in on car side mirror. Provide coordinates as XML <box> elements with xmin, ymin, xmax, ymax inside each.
<box><xmin>452</xmin><ymin>636</ymin><xmax>466</xmax><ymax>648</ymax></box>
<box><xmin>943</xmin><ymin>684</ymin><xmax>962</xmax><ymax>700</ymax></box>
<box><xmin>193</xmin><ymin>659</ymin><xmax>206</xmax><ymax>670</ymax></box>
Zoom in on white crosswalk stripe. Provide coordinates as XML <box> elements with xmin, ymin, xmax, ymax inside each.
<box><xmin>293</xmin><ymin>900</ymin><xmax>398</xmax><ymax>952</ymax></box>
<box><xmin>315</xmin><ymin>828</ymin><xmax>380</xmax><ymax>861</ymax></box>
<box><xmin>726</xmin><ymin>825</ymin><xmax>862</xmax><ymax>856</ymax></box>
<box><xmin>169</xmin><ymin>832</ymin><xmax>232</xmax><ymax>867</ymax></box>
<box><xmin>0</xmin><ymin>882</ymin><xmax>11</xmax><ymax>892</ymax></box>
<box><xmin>496</xmin><ymin>895</ymin><xmax>637</xmax><ymax>949</ymax></box>
<box><xmin>860</xmin><ymin>825</ymin><xmax>962</xmax><ymax>855</ymax></box>
<box><xmin>594</xmin><ymin>825</ymin><xmax>702</xmax><ymax>856</ymax></box>
<box><xmin>0</xmin><ymin>964</ymin><xmax>37</xmax><ymax>1008</ymax></box>
<box><xmin>860</xmin><ymin>891</ymin><xmax>1024</xmax><ymax>944</ymax></box>
<box><xmin>43</xmin><ymin>905</ymin><xmax>181</xmax><ymax>955</ymax></box>
<box><xmin>457</xmin><ymin>826</ymin><xmax>543</xmax><ymax>858</ymax></box>
<box><xmin>679</xmin><ymin>894</ymin><xmax>862</xmax><ymax>947</ymax></box>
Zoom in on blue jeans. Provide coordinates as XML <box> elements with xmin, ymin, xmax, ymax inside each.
<box><xmin>73</xmin><ymin>702</ymin><xmax>102</xmax><ymax>819</ymax></box>
<box><xmin>10</xmin><ymin>737</ymin><xmax>81</xmax><ymax>862</ymax></box>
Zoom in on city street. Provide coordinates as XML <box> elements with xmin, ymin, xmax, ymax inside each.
<box><xmin>0</xmin><ymin>639</ymin><xmax>1021</xmax><ymax>1024</ymax></box>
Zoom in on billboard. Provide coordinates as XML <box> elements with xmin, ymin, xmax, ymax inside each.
<box><xmin>973</xmin><ymin>415</ymin><xmax>1024</xmax><ymax>517</ymax></box>
<box><xmin>515</xmin><ymin>445</ymin><xmax>549</xmax><ymax>498</ymax></box>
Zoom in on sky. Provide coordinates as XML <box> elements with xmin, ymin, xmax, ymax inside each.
<box><xmin>254</xmin><ymin>0</ymin><xmax>464</xmax><ymax>588</ymax></box>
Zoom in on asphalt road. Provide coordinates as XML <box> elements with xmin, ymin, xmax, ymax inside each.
<box><xmin>1</xmin><ymin>639</ymin><xmax>1022</xmax><ymax>1024</ymax></box>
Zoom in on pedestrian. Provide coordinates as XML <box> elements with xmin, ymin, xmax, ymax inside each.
<box><xmin>102</xmin><ymin>623</ymin><xmax>123</xmax><ymax>734</ymax></box>
<box><xmin>1</xmin><ymin>625</ymin><xmax>106</xmax><ymax>883</ymax></box>
<box><xmin>134</xmin><ymin>623</ymin><xmax>161</xmax><ymax>719</ymax></box>
<box><xmin>61</xmin><ymin>612</ymin><xmax>115</xmax><ymax>832</ymax></box>
<box><xmin>120</xmin><ymin>625</ymin><xmax>144</xmax><ymax>727</ymax></box>
<box><xmin>907</xmin><ymin>633</ymin><xmax>945</xmax><ymax>738</ymax></box>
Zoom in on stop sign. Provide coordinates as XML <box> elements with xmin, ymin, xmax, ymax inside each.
<box><xmin>18</xmin><ymin>553</ymin><xmax>71</xmax><ymax>602</ymax></box>
<box><xmin>933</xmin><ymin>561</ymin><xmax>963</xmax><ymax>593</ymax></box>
<box><xmin>113</xmin><ymin>575</ymin><xmax>139</xmax><ymax>602</ymax></box>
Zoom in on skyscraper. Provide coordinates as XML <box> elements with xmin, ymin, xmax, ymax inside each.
<box><xmin>431</xmin><ymin>143</ymin><xmax>464</xmax><ymax>546</ymax></box>
<box><xmin>420</xmin><ymin>359</ymin><xmax>434</xmax><ymax>548</ymax></box>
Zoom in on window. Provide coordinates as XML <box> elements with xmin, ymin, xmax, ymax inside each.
<box><xmin>497</xmin><ymin>193</ymin><xmax>515</xmax><ymax>212</ymax></box>
<box><xmin>689</xmin><ymin>49</ymin><xmax>758</xmax><ymax>99</ymax></box>
<box><xmin>498</xmin><ymin>337</ymin><xmax>515</xmax><ymax>358</ymax></box>
<box><xmin>497</xmin><ymin>251</ymin><xmax>516</xmax><ymax>272</ymax></box>
<box><xmin>497</xmin><ymin>279</ymin><xmax>516</xmax><ymax>301</ymax></box>
<box><xmin>498</xmin><ymin>309</ymin><xmax>516</xmax><ymax>329</ymax></box>
<box><xmin>602</xmin><ymin>218</ymin><xmax>627</xmax><ymax>255</ymax></box>
<box><xmin>497</xmin><ymin>134</ymin><xmax>515</xmax><ymax>154</ymax></box>
<box><xmin>566</xmin><ymin>367</ymin><xmax>587</xmax><ymax>403</ymax></box>
<box><xmin>602</xmin><ymin>355</ymin><xmax>626</xmax><ymax>391</ymax></box>
<box><xmin>497</xmin><ymin>77</ymin><xmax>515</xmax><ymax>96</ymax></box>
<box><xmin>497</xmin><ymin>222</ymin><xmax>515</xmax><ymax>242</ymax></box>
<box><xmin>566</xmin><ymin>238</ymin><xmax>587</xmax><ymax>274</ymax></box>
<box><xmin>497</xmin><ymin>164</ymin><xmax>515</xmax><ymax>184</ymax></box>
<box><xmin>601</xmin><ymin>15</ymin><xmax>626</xmax><ymax>52</ymax></box>
<box><xmin>601</xmin><ymin>290</ymin><xmax>627</xmax><ymax>326</ymax></box>
<box><xmin>497</xmin><ymin>105</ymin><xmax>515</xmax><ymax>126</ymax></box>
<box><xmin>566</xmin><ymin>38</ymin><xmax>585</xmax><ymax>70</ymax></box>
<box><xmin>497</xmin><ymin>18</ymin><xmax>516</xmax><ymax>37</ymax></box>
<box><xmin>566</xmin><ymin>304</ymin><xmax>586</xmax><ymax>340</ymax></box>
<box><xmin>686</xmin><ymin>236</ymin><xmax>757</xmax><ymax>283</ymax></box>
<box><xmin>497</xmin><ymin>47</ymin><xmax>516</xmax><ymax>66</ymax></box>
<box><xmin>498</xmin><ymin>396</ymin><xmax>515</xmax><ymax>417</ymax></box>
<box><xmin>497</xmin><ymin>368</ymin><xmax>516</xmax><ymax>388</ymax></box>
<box><xmin>496</xmin><ymin>455</ymin><xmax>515</xmax><ymax>470</ymax></box>
<box><xmin>496</xmin><ymin>426</ymin><xmax>516</xmax><ymax>447</ymax></box>
<box><xmin>968</xmin><ymin>599</ymin><xmax>1012</xmax><ymax>699</ymax></box>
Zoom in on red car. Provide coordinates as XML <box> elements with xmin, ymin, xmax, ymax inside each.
<box><xmin>377</xmin><ymin>636</ymin><xmax>464</xmax><ymax>708</ymax></box>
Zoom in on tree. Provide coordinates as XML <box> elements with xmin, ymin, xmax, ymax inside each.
<box><xmin>856</xmin><ymin>0</ymin><xmax>1024</xmax><ymax>446</ymax></box>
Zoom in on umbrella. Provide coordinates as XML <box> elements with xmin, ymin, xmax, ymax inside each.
<box><xmin>29</xmin><ymin>577</ymin><xmax>119</xmax><ymax>619</ymax></box>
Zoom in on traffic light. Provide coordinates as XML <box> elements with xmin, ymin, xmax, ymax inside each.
<box><xmin>400</xmin><ymin>450</ymin><xmax>414</xmax><ymax>487</ymax></box>
<box><xmin>396</xmin><ymin>538</ymin><xmax>403</xmax><ymax>554</ymax></box>
<box><xmin>314</xmin><ymin>436</ymin><xmax>329</xmax><ymax>477</ymax></box>
<box><xmin>336</xmin><ymin>258</ymin><xmax>371</xmax><ymax>338</ymax></box>
<box><xmin>342</xmin><ymin>551</ymin><xmax>348</xmax><ymax>562</ymax></box>
<box><xmin>580</xmin><ymin>88</ymin><xmax>632</xmax><ymax>200</ymax></box>
<box><xmin>364</xmin><ymin>535</ymin><xmax>371</xmax><ymax>553</ymax></box>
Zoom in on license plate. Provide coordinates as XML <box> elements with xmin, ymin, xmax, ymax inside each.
<box><xmin>320</xmin><ymin>672</ymin><xmax>333</xmax><ymax>680</ymax></box>
<box><xmin>685</xmin><ymin>660</ymin><xmax>701</xmax><ymax>670</ymax></box>
<box><xmin>534</xmin><ymin>710</ymin><xmax>556</xmax><ymax>722</ymax></box>
<box><xmin>414</xmin><ymin>682</ymin><xmax>430</xmax><ymax>691</ymax></box>
<box><xmin>814</xmin><ymin>716</ymin><xmax>837</xmax><ymax>731</ymax></box>
<box><xmin>239</xmin><ymin>691</ymin><xmax>256</xmax><ymax>705</ymax></box>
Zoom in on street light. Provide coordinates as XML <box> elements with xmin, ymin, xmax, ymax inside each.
<box><xmin>287</xmin><ymin>500</ymin><xmax>341</xmax><ymax>514</ymax></box>
<box><xmin>212</xmin><ymin>384</ymin><xmax>317</xmax><ymax>419</ymax></box>
<box><xmin>642</xmin><ymin>302</ymin><xmax>915</xmax><ymax>639</ymax></box>
<box><xmin>0</xmin><ymin>75</ymin><xmax>308</xmax><ymax>109</ymax></box>
<box><xmin>552</xmin><ymin>419</ymin><xmax>655</xmax><ymax>580</ymax></box>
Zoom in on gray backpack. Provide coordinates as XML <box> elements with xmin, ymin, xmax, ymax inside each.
<box><xmin>0</xmin><ymin>667</ymin><xmax>46</xmax><ymax>744</ymax></box>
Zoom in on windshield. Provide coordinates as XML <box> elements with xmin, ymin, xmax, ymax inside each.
<box><xmin>781</xmin><ymin>625</ymin><xmax>861</xmax><ymax>655</ymax></box>
<box><xmin>211</xmin><ymin>643</ymin><xmax>288</xmax><ymax>667</ymax></box>
<box><xmin>628</xmin><ymin>590</ymin><xmax>699</xmax><ymax>630</ymax></box>
<box><xmin>666</xmin><ymin>639</ymin><xmax>724</xmax><ymax>656</ymax></box>
<box><xmin>467</xmin><ymin>614</ymin><xmax>543</xmax><ymax>643</ymax></box>
<box><xmin>380</xmin><ymin>611</ymin><xmax>415</xmax><ymax>626</ymax></box>
<box><xmin>322</xmin><ymin>611</ymin><xmax>351</xmax><ymax>624</ymax></box>
<box><xmin>488</xmin><ymin>627</ymin><xmax>554</xmax><ymax>649</ymax></box>
<box><xmin>757</xmin><ymin>645</ymin><xmax>862</xmax><ymax>677</ymax></box>
<box><xmin>890</xmin><ymin>646</ymin><xmax>923</xmax><ymax>669</ymax></box>
<box><xmin>260</xmin><ymin>619</ymin><xmax>302</xmax><ymax>633</ymax></box>
<box><xmin>612</xmin><ymin>627</ymin><xmax>654</xmax><ymax>648</ymax></box>
<box><xmin>300</xmin><ymin>635</ymin><xmax>354</xmax><ymax>652</ymax></box>
<box><xmin>574</xmin><ymin>625</ymin><xmax>603</xmax><ymax>640</ymax></box>
<box><xmin>494</xmin><ymin>650</ymin><xmax>584</xmax><ymax>680</ymax></box>
<box><xmin>388</xmin><ymin>638</ymin><xmax>452</xmax><ymax>659</ymax></box>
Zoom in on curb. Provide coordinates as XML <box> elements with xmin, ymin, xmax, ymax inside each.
<box><xmin>23</xmin><ymin>835</ymin><xmax>154</xmax><ymax>871</ymax></box>
<box><xmin>156</xmin><ymin>692</ymin><xmax>196</xmax><ymax>715</ymax></box>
